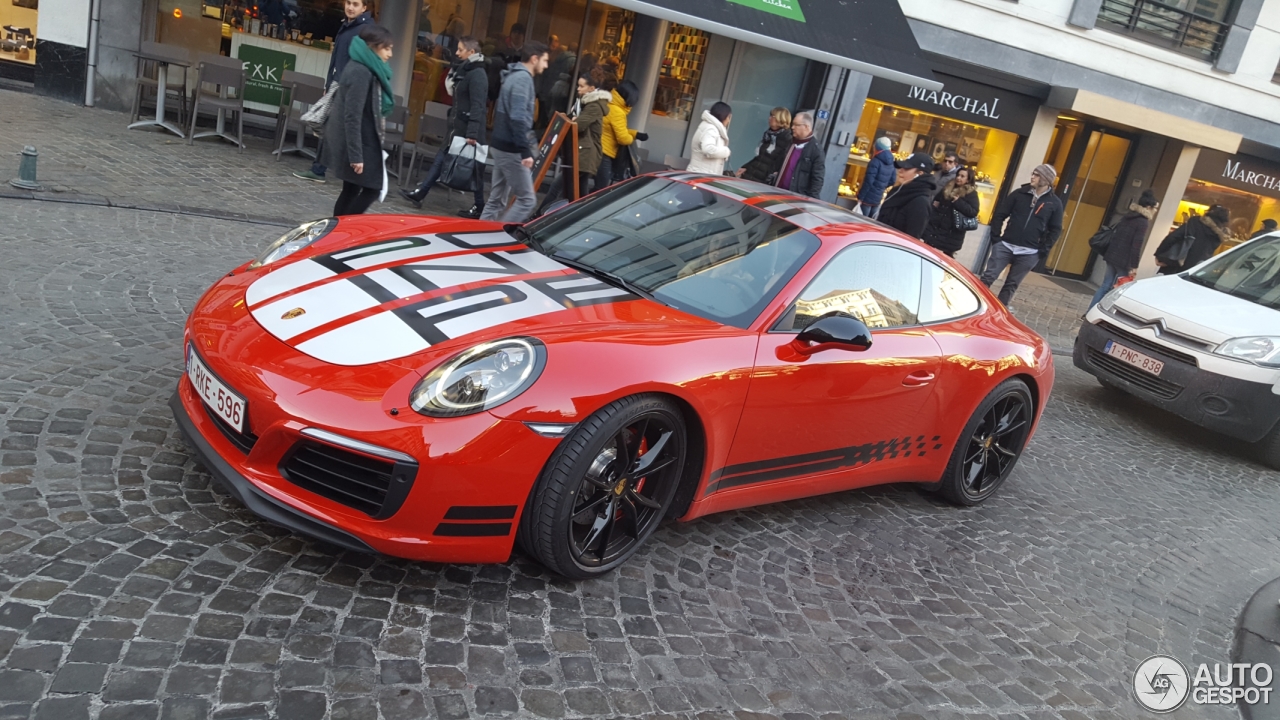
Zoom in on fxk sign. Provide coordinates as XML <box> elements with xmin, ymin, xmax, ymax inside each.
<box><xmin>236</xmin><ymin>44</ymin><xmax>297</xmax><ymax>107</ymax></box>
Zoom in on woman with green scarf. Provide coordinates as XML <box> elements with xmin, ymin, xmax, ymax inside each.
<box><xmin>322</xmin><ymin>24</ymin><xmax>396</xmax><ymax>215</ymax></box>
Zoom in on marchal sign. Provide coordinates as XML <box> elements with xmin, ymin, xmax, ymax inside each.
<box><xmin>868</xmin><ymin>73</ymin><xmax>1041</xmax><ymax>135</ymax></box>
<box><xmin>1194</xmin><ymin>149</ymin><xmax>1280</xmax><ymax>200</ymax></box>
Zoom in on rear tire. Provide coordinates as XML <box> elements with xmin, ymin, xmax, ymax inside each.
<box><xmin>939</xmin><ymin>378</ymin><xmax>1034</xmax><ymax>505</ymax></box>
<box><xmin>518</xmin><ymin>395</ymin><xmax>687</xmax><ymax>579</ymax></box>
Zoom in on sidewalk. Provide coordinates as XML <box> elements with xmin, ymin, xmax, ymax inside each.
<box><xmin>0</xmin><ymin>87</ymin><xmax>1091</xmax><ymax>350</ymax></box>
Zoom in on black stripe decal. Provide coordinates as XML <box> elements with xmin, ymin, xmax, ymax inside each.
<box><xmin>706</xmin><ymin>435</ymin><xmax>942</xmax><ymax>495</ymax></box>
<box><xmin>348</xmin><ymin>274</ymin><xmax>399</xmax><ymax>303</ymax></box>
<box><xmin>443</xmin><ymin>505</ymin><xmax>518</xmax><ymax>520</ymax></box>
<box><xmin>434</xmin><ymin>522</ymin><xmax>512</xmax><ymax>537</ymax></box>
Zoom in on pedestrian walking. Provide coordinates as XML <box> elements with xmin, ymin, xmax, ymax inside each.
<box><xmin>572</xmin><ymin>66</ymin><xmax>611</xmax><ymax>194</ymax></box>
<box><xmin>934</xmin><ymin>152</ymin><xmax>959</xmax><ymax>190</ymax></box>
<box><xmin>857</xmin><ymin>136</ymin><xmax>895</xmax><ymax>217</ymax></box>
<box><xmin>1088</xmin><ymin>189</ymin><xmax>1158</xmax><ymax>308</ymax></box>
<box><xmin>480</xmin><ymin>41</ymin><xmax>549</xmax><ymax>223</ymax></box>
<box><xmin>979</xmin><ymin>164</ymin><xmax>1064</xmax><ymax>306</ymax></box>
<box><xmin>322</xmin><ymin>25</ymin><xmax>397</xmax><ymax>216</ymax></box>
<box><xmin>774</xmin><ymin>111</ymin><xmax>824</xmax><ymax>198</ymax></box>
<box><xmin>687</xmin><ymin>102</ymin><xmax>732</xmax><ymax>175</ymax></box>
<box><xmin>597</xmin><ymin>79</ymin><xmax>646</xmax><ymax>189</ymax></box>
<box><xmin>922</xmin><ymin>165</ymin><xmax>979</xmax><ymax>257</ymax></box>
<box><xmin>399</xmin><ymin>36</ymin><xmax>488</xmax><ymax>216</ymax></box>
<box><xmin>292</xmin><ymin>0</ymin><xmax>373</xmax><ymax>183</ymax></box>
<box><xmin>735</xmin><ymin>107</ymin><xmax>792</xmax><ymax>184</ymax></box>
<box><xmin>877</xmin><ymin>152</ymin><xmax>936</xmax><ymax>239</ymax></box>
<box><xmin>1153</xmin><ymin>204</ymin><xmax>1229</xmax><ymax>274</ymax></box>
<box><xmin>1251</xmin><ymin>218</ymin><xmax>1277</xmax><ymax>239</ymax></box>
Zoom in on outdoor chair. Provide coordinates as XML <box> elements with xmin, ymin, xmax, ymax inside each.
<box><xmin>383</xmin><ymin>102</ymin><xmax>410</xmax><ymax>182</ymax></box>
<box><xmin>130</xmin><ymin>41</ymin><xmax>191</xmax><ymax>130</ymax></box>
<box><xmin>273</xmin><ymin>70</ymin><xmax>327</xmax><ymax>161</ymax></box>
<box><xmin>188</xmin><ymin>53</ymin><xmax>246</xmax><ymax>152</ymax></box>
<box><xmin>403</xmin><ymin>101</ymin><xmax>450</xmax><ymax>186</ymax></box>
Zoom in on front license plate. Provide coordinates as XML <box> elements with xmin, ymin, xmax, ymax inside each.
<box><xmin>187</xmin><ymin>345</ymin><xmax>247</xmax><ymax>433</ymax></box>
<box><xmin>1104</xmin><ymin>339</ymin><xmax>1165</xmax><ymax>376</ymax></box>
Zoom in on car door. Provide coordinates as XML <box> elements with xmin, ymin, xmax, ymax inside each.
<box><xmin>710</xmin><ymin>243</ymin><xmax>946</xmax><ymax>507</ymax></box>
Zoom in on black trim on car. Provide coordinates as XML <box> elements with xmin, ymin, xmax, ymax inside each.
<box><xmin>443</xmin><ymin>505</ymin><xmax>518</xmax><ymax>520</ymax></box>
<box><xmin>433</xmin><ymin>522</ymin><xmax>512</xmax><ymax>537</ymax></box>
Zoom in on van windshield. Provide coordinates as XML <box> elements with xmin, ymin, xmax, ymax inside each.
<box><xmin>1184</xmin><ymin>235</ymin><xmax>1280</xmax><ymax>310</ymax></box>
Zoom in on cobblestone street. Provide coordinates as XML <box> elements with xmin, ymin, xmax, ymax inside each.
<box><xmin>4</xmin><ymin>190</ymin><xmax>1280</xmax><ymax>720</ymax></box>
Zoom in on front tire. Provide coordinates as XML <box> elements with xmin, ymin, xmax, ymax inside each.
<box><xmin>518</xmin><ymin>395</ymin><xmax>687</xmax><ymax>579</ymax></box>
<box><xmin>1253</xmin><ymin>421</ymin><xmax>1280</xmax><ymax>471</ymax></box>
<box><xmin>939</xmin><ymin>378</ymin><xmax>1034</xmax><ymax>505</ymax></box>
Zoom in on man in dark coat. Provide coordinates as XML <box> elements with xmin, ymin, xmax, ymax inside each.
<box><xmin>400</xmin><ymin>36</ymin><xmax>489</xmax><ymax>216</ymax></box>
<box><xmin>1154</xmin><ymin>204</ymin><xmax>1230</xmax><ymax>274</ymax></box>
<box><xmin>877</xmin><ymin>152</ymin><xmax>936</xmax><ymax>239</ymax></box>
<box><xmin>1251</xmin><ymin>218</ymin><xmax>1277</xmax><ymax>239</ymax></box>
<box><xmin>293</xmin><ymin>0</ymin><xmax>373</xmax><ymax>183</ymax></box>
<box><xmin>980</xmin><ymin>164</ymin><xmax>1064</xmax><ymax>305</ymax></box>
<box><xmin>1088</xmin><ymin>189</ymin><xmax>1158</xmax><ymax>308</ymax></box>
<box><xmin>857</xmin><ymin>137</ymin><xmax>895</xmax><ymax>217</ymax></box>
<box><xmin>774</xmin><ymin>111</ymin><xmax>824</xmax><ymax>198</ymax></box>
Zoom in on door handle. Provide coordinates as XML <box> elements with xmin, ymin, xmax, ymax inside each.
<box><xmin>902</xmin><ymin>372</ymin><xmax>935</xmax><ymax>387</ymax></box>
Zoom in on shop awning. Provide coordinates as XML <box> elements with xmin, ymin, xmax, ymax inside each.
<box><xmin>604</xmin><ymin>0</ymin><xmax>941</xmax><ymax>90</ymax></box>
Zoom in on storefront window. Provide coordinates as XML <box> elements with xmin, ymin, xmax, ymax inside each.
<box><xmin>840</xmin><ymin>100</ymin><xmax>1017</xmax><ymax>224</ymax></box>
<box><xmin>1177</xmin><ymin>179</ymin><xmax>1280</xmax><ymax>254</ymax></box>
<box><xmin>651</xmin><ymin>23</ymin><xmax>708</xmax><ymax>122</ymax></box>
<box><xmin>0</xmin><ymin>0</ymin><xmax>37</xmax><ymax>66</ymax></box>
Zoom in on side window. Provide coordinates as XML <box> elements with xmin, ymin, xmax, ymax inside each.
<box><xmin>919</xmin><ymin>261</ymin><xmax>981</xmax><ymax>323</ymax></box>
<box><xmin>777</xmin><ymin>244</ymin><xmax>922</xmax><ymax>332</ymax></box>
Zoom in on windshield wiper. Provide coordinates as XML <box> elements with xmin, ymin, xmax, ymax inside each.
<box><xmin>550</xmin><ymin>253</ymin><xmax>655</xmax><ymax>301</ymax></box>
<box><xmin>504</xmin><ymin>223</ymin><xmax>545</xmax><ymax>254</ymax></box>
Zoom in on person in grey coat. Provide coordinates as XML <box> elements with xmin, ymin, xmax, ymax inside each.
<box><xmin>321</xmin><ymin>25</ymin><xmax>396</xmax><ymax>216</ymax></box>
<box><xmin>481</xmin><ymin>41</ymin><xmax>549</xmax><ymax>223</ymax></box>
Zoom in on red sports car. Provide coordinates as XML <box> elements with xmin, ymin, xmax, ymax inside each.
<box><xmin>171</xmin><ymin>173</ymin><xmax>1054</xmax><ymax>578</ymax></box>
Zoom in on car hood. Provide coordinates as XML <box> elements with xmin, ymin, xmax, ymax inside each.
<box><xmin>244</xmin><ymin>226</ymin><xmax>704</xmax><ymax>366</ymax></box>
<box><xmin>1114</xmin><ymin>273</ymin><xmax>1280</xmax><ymax>344</ymax></box>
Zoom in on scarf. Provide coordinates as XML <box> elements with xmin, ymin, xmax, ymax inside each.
<box><xmin>761</xmin><ymin>127</ymin><xmax>784</xmax><ymax>154</ymax></box>
<box><xmin>348</xmin><ymin>36</ymin><xmax>394</xmax><ymax>117</ymax></box>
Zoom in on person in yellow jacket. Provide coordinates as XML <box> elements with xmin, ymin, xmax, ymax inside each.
<box><xmin>597</xmin><ymin>78</ymin><xmax>647</xmax><ymax>190</ymax></box>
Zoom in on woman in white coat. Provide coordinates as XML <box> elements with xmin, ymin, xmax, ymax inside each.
<box><xmin>686</xmin><ymin>101</ymin><xmax>732</xmax><ymax>174</ymax></box>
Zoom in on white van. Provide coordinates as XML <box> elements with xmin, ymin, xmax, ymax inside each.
<box><xmin>1074</xmin><ymin>232</ymin><xmax>1280</xmax><ymax>467</ymax></box>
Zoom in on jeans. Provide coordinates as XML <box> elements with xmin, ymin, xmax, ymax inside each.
<box><xmin>334</xmin><ymin>182</ymin><xmax>379</xmax><ymax>216</ymax></box>
<box><xmin>1089</xmin><ymin>262</ymin><xmax>1125</xmax><ymax>309</ymax></box>
<box><xmin>595</xmin><ymin>155</ymin><xmax>614</xmax><ymax>192</ymax></box>
<box><xmin>310</xmin><ymin>140</ymin><xmax>326</xmax><ymax>177</ymax></box>
<box><xmin>414</xmin><ymin>138</ymin><xmax>486</xmax><ymax>208</ymax></box>
<box><xmin>480</xmin><ymin>148</ymin><xmax>537</xmax><ymax>223</ymax></box>
<box><xmin>980</xmin><ymin>242</ymin><xmax>1041</xmax><ymax>305</ymax></box>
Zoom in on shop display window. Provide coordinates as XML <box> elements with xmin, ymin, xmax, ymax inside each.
<box><xmin>1</xmin><ymin>0</ymin><xmax>38</xmax><ymax>66</ymax></box>
<box><xmin>839</xmin><ymin>100</ymin><xmax>1017</xmax><ymax>224</ymax></box>
<box><xmin>1177</xmin><ymin>178</ymin><xmax>1280</xmax><ymax>254</ymax></box>
<box><xmin>651</xmin><ymin>23</ymin><xmax>708</xmax><ymax>122</ymax></box>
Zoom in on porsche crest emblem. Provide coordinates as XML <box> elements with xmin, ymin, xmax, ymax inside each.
<box><xmin>281</xmin><ymin>307</ymin><xmax>306</xmax><ymax>320</ymax></box>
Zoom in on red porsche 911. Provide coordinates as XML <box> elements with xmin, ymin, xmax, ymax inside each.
<box><xmin>171</xmin><ymin>173</ymin><xmax>1054</xmax><ymax>578</ymax></box>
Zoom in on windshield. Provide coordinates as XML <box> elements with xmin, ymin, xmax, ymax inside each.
<box><xmin>522</xmin><ymin>177</ymin><xmax>819</xmax><ymax>328</ymax></box>
<box><xmin>1185</xmin><ymin>235</ymin><xmax>1280</xmax><ymax>310</ymax></box>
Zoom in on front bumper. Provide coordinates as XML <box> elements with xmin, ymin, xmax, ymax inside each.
<box><xmin>1073</xmin><ymin>320</ymin><xmax>1280</xmax><ymax>442</ymax></box>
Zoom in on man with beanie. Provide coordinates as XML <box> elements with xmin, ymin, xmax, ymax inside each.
<box><xmin>481</xmin><ymin>41</ymin><xmax>550</xmax><ymax>223</ymax></box>
<box><xmin>1089</xmin><ymin>189</ymin><xmax>1158</xmax><ymax>308</ymax></box>
<box><xmin>1251</xmin><ymin>218</ymin><xmax>1278</xmax><ymax>239</ymax></box>
<box><xmin>877</xmin><ymin>152</ymin><xmax>936</xmax><ymax>239</ymax></box>
<box><xmin>981</xmin><ymin>164</ymin><xmax>1064</xmax><ymax>305</ymax></box>
<box><xmin>858</xmin><ymin>136</ymin><xmax>895</xmax><ymax>216</ymax></box>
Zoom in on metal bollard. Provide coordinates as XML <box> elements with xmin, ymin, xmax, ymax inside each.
<box><xmin>10</xmin><ymin>146</ymin><xmax>41</xmax><ymax>190</ymax></box>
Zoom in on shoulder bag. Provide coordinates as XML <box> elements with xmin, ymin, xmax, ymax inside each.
<box><xmin>952</xmin><ymin>209</ymin><xmax>979</xmax><ymax>232</ymax></box>
<box><xmin>301</xmin><ymin>82</ymin><xmax>339</xmax><ymax>134</ymax></box>
<box><xmin>1087</xmin><ymin>224</ymin><xmax>1115</xmax><ymax>253</ymax></box>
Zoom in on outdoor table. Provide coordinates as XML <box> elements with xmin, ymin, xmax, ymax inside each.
<box><xmin>128</xmin><ymin>50</ymin><xmax>190</xmax><ymax>138</ymax></box>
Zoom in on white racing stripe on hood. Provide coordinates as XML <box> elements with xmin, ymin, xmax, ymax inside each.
<box><xmin>245</xmin><ymin>260</ymin><xmax>335</xmax><ymax>307</ymax></box>
<box><xmin>251</xmin><ymin>280</ymin><xmax>381</xmax><ymax>341</ymax></box>
<box><xmin>295</xmin><ymin>312</ymin><xmax>430</xmax><ymax>366</ymax></box>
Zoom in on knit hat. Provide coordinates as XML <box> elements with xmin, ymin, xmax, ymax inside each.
<box><xmin>1032</xmin><ymin>163</ymin><xmax>1058</xmax><ymax>186</ymax></box>
<box><xmin>1206</xmin><ymin>204</ymin><xmax>1230</xmax><ymax>224</ymax></box>
<box><xmin>875</xmin><ymin>136</ymin><xmax>892</xmax><ymax>151</ymax></box>
<box><xmin>1137</xmin><ymin>189</ymin><xmax>1158</xmax><ymax>208</ymax></box>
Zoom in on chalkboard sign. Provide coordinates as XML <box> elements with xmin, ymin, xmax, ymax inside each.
<box><xmin>532</xmin><ymin>112</ymin><xmax>579</xmax><ymax>200</ymax></box>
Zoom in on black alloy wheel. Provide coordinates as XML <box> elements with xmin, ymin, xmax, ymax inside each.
<box><xmin>519</xmin><ymin>395</ymin><xmax>688</xmax><ymax>579</ymax></box>
<box><xmin>939</xmin><ymin>378</ymin><xmax>1034</xmax><ymax>505</ymax></box>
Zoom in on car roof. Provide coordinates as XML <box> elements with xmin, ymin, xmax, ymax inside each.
<box><xmin>655</xmin><ymin>172</ymin><xmax>883</xmax><ymax>235</ymax></box>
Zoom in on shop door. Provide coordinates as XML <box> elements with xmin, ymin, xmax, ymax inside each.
<box><xmin>722</xmin><ymin>43</ymin><xmax>807</xmax><ymax>167</ymax></box>
<box><xmin>1043</xmin><ymin>127</ymin><xmax>1133</xmax><ymax>277</ymax></box>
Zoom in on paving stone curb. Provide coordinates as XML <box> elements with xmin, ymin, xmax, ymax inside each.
<box><xmin>0</xmin><ymin>188</ymin><xmax>296</xmax><ymax>227</ymax></box>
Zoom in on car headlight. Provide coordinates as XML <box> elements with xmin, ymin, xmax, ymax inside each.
<box><xmin>1214</xmin><ymin>336</ymin><xmax>1280</xmax><ymax>367</ymax></box>
<box><xmin>1096</xmin><ymin>282</ymin><xmax>1130</xmax><ymax>314</ymax></box>
<box><xmin>410</xmin><ymin>338</ymin><xmax>546</xmax><ymax>417</ymax></box>
<box><xmin>249</xmin><ymin>218</ymin><xmax>335</xmax><ymax>268</ymax></box>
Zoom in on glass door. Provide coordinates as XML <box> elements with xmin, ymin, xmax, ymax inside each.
<box><xmin>1044</xmin><ymin>127</ymin><xmax>1133</xmax><ymax>277</ymax></box>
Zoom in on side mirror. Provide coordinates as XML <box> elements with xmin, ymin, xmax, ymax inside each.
<box><xmin>792</xmin><ymin>312</ymin><xmax>873</xmax><ymax>355</ymax></box>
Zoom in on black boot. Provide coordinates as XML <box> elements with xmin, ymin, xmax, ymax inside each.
<box><xmin>399</xmin><ymin>187</ymin><xmax>426</xmax><ymax>208</ymax></box>
<box><xmin>457</xmin><ymin>204</ymin><xmax>483</xmax><ymax>219</ymax></box>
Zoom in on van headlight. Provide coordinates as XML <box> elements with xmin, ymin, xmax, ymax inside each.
<box><xmin>410</xmin><ymin>338</ymin><xmax>546</xmax><ymax>417</ymax></box>
<box><xmin>1214</xmin><ymin>337</ymin><xmax>1280</xmax><ymax>367</ymax></box>
<box><xmin>1096</xmin><ymin>283</ymin><xmax>1130</xmax><ymax>314</ymax></box>
<box><xmin>249</xmin><ymin>218</ymin><xmax>335</xmax><ymax>268</ymax></box>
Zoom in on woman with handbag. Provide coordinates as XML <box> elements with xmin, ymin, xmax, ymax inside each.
<box><xmin>322</xmin><ymin>25</ymin><xmax>396</xmax><ymax>216</ymax></box>
<box><xmin>922</xmin><ymin>166</ymin><xmax>980</xmax><ymax>257</ymax></box>
<box><xmin>597</xmin><ymin>79</ymin><xmax>647</xmax><ymax>190</ymax></box>
<box><xmin>1154</xmin><ymin>204</ymin><xmax>1230</xmax><ymax>275</ymax></box>
<box><xmin>1088</xmin><ymin>190</ymin><xmax>1158</xmax><ymax>308</ymax></box>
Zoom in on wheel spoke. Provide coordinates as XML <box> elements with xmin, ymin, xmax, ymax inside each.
<box><xmin>992</xmin><ymin>442</ymin><xmax>1018</xmax><ymax>458</ymax></box>
<box><xmin>965</xmin><ymin>451</ymin><xmax>985</xmax><ymax>489</ymax></box>
<box><xmin>618</xmin><ymin>496</ymin><xmax>640</xmax><ymax>540</ymax></box>
<box><xmin>994</xmin><ymin>419</ymin><xmax>1026</xmax><ymax>438</ymax></box>
<box><xmin>628</xmin><ymin>488</ymin><xmax>662</xmax><ymax>509</ymax></box>
<box><xmin>635</xmin><ymin>454</ymin><xmax>676</xmax><ymax>479</ymax></box>
<box><xmin>571</xmin><ymin>494</ymin><xmax>611</xmax><ymax>524</ymax></box>
<box><xmin>626</xmin><ymin>418</ymin><xmax>650</xmax><ymax>467</ymax></box>
<box><xmin>580</xmin><ymin>498</ymin><xmax>616</xmax><ymax>556</ymax></box>
<box><xmin>632</xmin><ymin>429</ymin><xmax>672</xmax><ymax>475</ymax></box>
<box><xmin>580</xmin><ymin>474</ymin><xmax>614</xmax><ymax>491</ymax></box>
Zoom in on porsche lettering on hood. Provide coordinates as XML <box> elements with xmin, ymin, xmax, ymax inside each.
<box><xmin>245</xmin><ymin>231</ymin><xmax>636</xmax><ymax>365</ymax></box>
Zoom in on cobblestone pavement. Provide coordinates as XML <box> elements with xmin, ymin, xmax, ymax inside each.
<box><xmin>5</xmin><ymin>136</ymin><xmax>1280</xmax><ymax>719</ymax></box>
